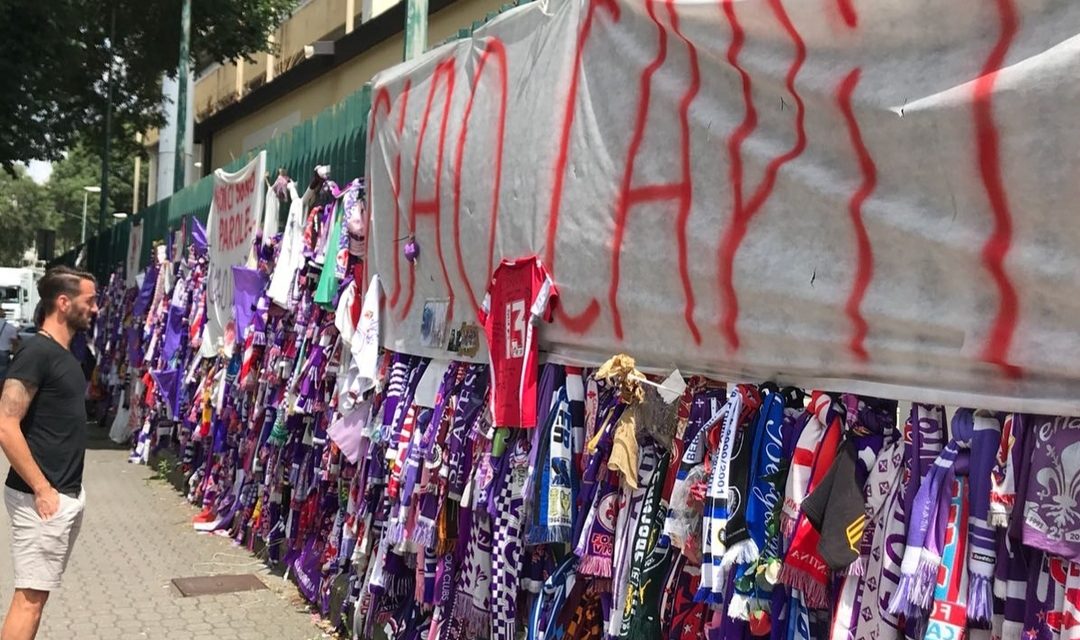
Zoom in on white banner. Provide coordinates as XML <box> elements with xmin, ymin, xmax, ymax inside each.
<box><xmin>125</xmin><ymin>223</ymin><xmax>143</xmax><ymax>288</ymax></box>
<box><xmin>203</xmin><ymin>151</ymin><xmax>266</xmax><ymax>355</ymax></box>
<box><xmin>368</xmin><ymin>0</ymin><xmax>1080</xmax><ymax>415</ymax></box>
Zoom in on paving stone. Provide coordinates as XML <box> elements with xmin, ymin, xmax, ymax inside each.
<box><xmin>0</xmin><ymin>425</ymin><xmax>326</xmax><ymax>639</ymax></box>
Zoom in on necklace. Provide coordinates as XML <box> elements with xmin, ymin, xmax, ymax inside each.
<box><xmin>38</xmin><ymin>329</ymin><xmax>57</xmax><ymax>344</ymax></box>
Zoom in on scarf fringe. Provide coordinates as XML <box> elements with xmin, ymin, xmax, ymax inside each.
<box><xmin>910</xmin><ymin>551</ymin><xmax>941</xmax><ymax>610</ymax></box>
<box><xmin>722</xmin><ymin>539</ymin><xmax>759</xmax><ymax>569</ymax></box>
<box><xmin>889</xmin><ymin>552</ymin><xmax>939</xmax><ymax>615</ymax></box>
<box><xmin>526</xmin><ymin>524</ymin><xmax>573</xmax><ymax>546</ymax></box>
<box><xmin>386</xmin><ymin>519</ymin><xmax>406</xmax><ymax>546</ymax></box>
<box><xmin>451</xmin><ymin>592</ymin><xmax>490</xmax><ymax>638</ymax></box>
<box><xmin>847</xmin><ymin>555</ymin><xmax>867</xmax><ymax>577</ymax></box>
<box><xmin>727</xmin><ymin>592</ymin><xmax>751</xmax><ymax>620</ymax></box>
<box><xmin>777</xmin><ymin>564</ymin><xmax>828</xmax><ymax>609</ymax></box>
<box><xmin>577</xmin><ymin>554</ymin><xmax>614</xmax><ymax>578</ymax></box>
<box><xmin>412</xmin><ymin>520</ymin><xmax>436</xmax><ymax>549</ymax></box>
<box><xmin>967</xmin><ymin>573</ymin><xmax>994</xmax><ymax>623</ymax></box>
<box><xmin>988</xmin><ymin>510</ymin><xmax>1009</xmax><ymax>529</ymax></box>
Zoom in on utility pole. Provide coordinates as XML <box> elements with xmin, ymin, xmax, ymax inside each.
<box><xmin>174</xmin><ymin>0</ymin><xmax>192</xmax><ymax>193</ymax></box>
<box><xmin>404</xmin><ymin>0</ymin><xmax>428</xmax><ymax>60</ymax></box>
<box><xmin>98</xmin><ymin>4</ymin><xmax>117</xmax><ymax>235</ymax></box>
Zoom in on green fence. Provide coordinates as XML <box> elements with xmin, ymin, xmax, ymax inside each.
<box><xmin>54</xmin><ymin>84</ymin><xmax>373</xmax><ymax>278</ymax></box>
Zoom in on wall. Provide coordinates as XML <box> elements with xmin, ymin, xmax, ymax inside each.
<box><xmin>209</xmin><ymin>0</ymin><xmax>507</xmax><ymax>169</ymax></box>
<box><xmin>194</xmin><ymin>0</ymin><xmax>363</xmax><ymax>123</ymax></box>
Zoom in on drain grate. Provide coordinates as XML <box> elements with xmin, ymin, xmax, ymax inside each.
<box><xmin>172</xmin><ymin>573</ymin><xmax>268</xmax><ymax>597</ymax></box>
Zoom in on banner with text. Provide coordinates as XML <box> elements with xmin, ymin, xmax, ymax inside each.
<box><xmin>368</xmin><ymin>0</ymin><xmax>1080</xmax><ymax>414</ymax></box>
<box><xmin>125</xmin><ymin>223</ymin><xmax>143</xmax><ymax>288</ymax></box>
<box><xmin>204</xmin><ymin>151</ymin><xmax>265</xmax><ymax>356</ymax></box>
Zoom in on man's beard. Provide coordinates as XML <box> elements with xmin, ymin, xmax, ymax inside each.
<box><xmin>64</xmin><ymin>310</ymin><xmax>92</xmax><ymax>332</ymax></box>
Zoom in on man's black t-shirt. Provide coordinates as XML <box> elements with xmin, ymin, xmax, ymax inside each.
<box><xmin>4</xmin><ymin>334</ymin><xmax>88</xmax><ymax>496</ymax></box>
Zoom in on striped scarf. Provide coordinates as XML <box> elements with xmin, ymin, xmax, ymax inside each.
<box><xmin>696</xmin><ymin>387</ymin><xmax>745</xmax><ymax>604</ymax></box>
<box><xmin>890</xmin><ymin>409</ymin><xmax>976</xmax><ymax>618</ymax></box>
<box><xmin>967</xmin><ymin>414</ymin><xmax>1003</xmax><ymax>623</ymax></box>
<box><xmin>777</xmin><ymin>392</ymin><xmax>843</xmax><ymax>609</ymax></box>
<box><xmin>528</xmin><ymin>387</ymin><xmax>575</xmax><ymax>544</ymax></box>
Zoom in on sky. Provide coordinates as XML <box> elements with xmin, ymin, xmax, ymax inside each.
<box><xmin>25</xmin><ymin>160</ymin><xmax>52</xmax><ymax>185</ymax></box>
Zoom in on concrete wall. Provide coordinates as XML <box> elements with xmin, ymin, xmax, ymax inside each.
<box><xmin>208</xmin><ymin>0</ymin><xmax>507</xmax><ymax>169</ymax></box>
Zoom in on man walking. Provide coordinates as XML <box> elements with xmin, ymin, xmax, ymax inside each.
<box><xmin>0</xmin><ymin>309</ymin><xmax>19</xmax><ymax>380</ymax></box>
<box><xmin>0</xmin><ymin>267</ymin><xmax>97</xmax><ymax>640</ymax></box>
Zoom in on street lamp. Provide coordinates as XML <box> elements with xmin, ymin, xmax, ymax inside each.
<box><xmin>81</xmin><ymin>186</ymin><xmax>101</xmax><ymax>244</ymax></box>
<box><xmin>112</xmin><ymin>211</ymin><xmax>129</xmax><ymax>220</ymax></box>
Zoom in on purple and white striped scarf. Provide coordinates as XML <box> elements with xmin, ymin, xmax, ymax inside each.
<box><xmin>967</xmin><ymin>414</ymin><xmax>1003</xmax><ymax>623</ymax></box>
<box><xmin>490</xmin><ymin>430</ymin><xmax>531</xmax><ymax>640</ymax></box>
<box><xmin>451</xmin><ymin>507</ymin><xmax>493</xmax><ymax>637</ymax></box>
<box><xmin>890</xmin><ymin>408</ymin><xmax>978</xmax><ymax>618</ymax></box>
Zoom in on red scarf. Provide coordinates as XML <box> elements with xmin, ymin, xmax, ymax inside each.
<box><xmin>778</xmin><ymin>393</ymin><xmax>843</xmax><ymax>608</ymax></box>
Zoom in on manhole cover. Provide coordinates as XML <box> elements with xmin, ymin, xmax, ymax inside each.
<box><xmin>172</xmin><ymin>574</ymin><xmax>268</xmax><ymax>597</ymax></box>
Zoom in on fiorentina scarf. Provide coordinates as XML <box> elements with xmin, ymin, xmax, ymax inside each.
<box><xmin>990</xmin><ymin>413</ymin><xmax>1024</xmax><ymax>529</ymax></box>
<box><xmin>890</xmin><ymin>409</ymin><xmax>974</xmax><ymax>618</ymax></box>
<box><xmin>995</xmin><ymin>533</ymin><xmax>1030</xmax><ymax>640</ymax></box>
<box><xmin>451</xmin><ymin>507</ymin><xmax>493</xmax><ymax>638</ymax></box>
<box><xmin>922</xmin><ymin>471</ymin><xmax>971</xmax><ymax>640</ymax></box>
<box><xmin>777</xmin><ymin>392</ymin><xmax>843</xmax><ymax>609</ymax></box>
<box><xmin>578</xmin><ymin>468</ymin><xmax>622</xmax><ymax>578</ymax></box>
<box><xmin>967</xmin><ymin>414</ymin><xmax>1003</xmax><ymax>624</ymax></box>
<box><xmin>1024</xmin><ymin>550</ymin><xmax>1065</xmax><ymax>640</ymax></box>
<box><xmin>846</xmin><ymin>431</ymin><xmax>905</xmax><ymax>640</ymax></box>
<box><xmin>528</xmin><ymin>388</ymin><xmax>575</xmax><ymax>544</ymax></box>
<box><xmin>1022</xmin><ymin>415</ymin><xmax>1080</xmax><ymax>561</ymax></box>
<box><xmin>490</xmin><ymin>430</ymin><xmax>531</xmax><ymax>640</ymax></box>
<box><xmin>445</xmin><ymin>366</ymin><xmax>488</xmax><ymax>501</ymax></box>
<box><xmin>697</xmin><ymin>387</ymin><xmax>746</xmax><ymax>604</ymax></box>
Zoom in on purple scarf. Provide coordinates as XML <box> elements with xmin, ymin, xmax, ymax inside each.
<box><xmin>890</xmin><ymin>409</ymin><xmax>977</xmax><ymax>618</ymax></box>
<box><xmin>966</xmin><ymin>414</ymin><xmax>1003</xmax><ymax>623</ymax></box>
<box><xmin>1022</xmin><ymin>415</ymin><xmax>1080</xmax><ymax>561</ymax></box>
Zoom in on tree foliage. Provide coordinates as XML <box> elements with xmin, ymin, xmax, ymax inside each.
<box><xmin>46</xmin><ymin>138</ymin><xmax>144</xmax><ymax>254</ymax></box>
<box><xmin>0</xmin><ymin>0</ymin><xmax>296</xmax><ymax>170</ymax></box>
<box><xmin>0</xmin><ymin>169</ymin><xmax>52</xmax><ymax>267</ymax></box>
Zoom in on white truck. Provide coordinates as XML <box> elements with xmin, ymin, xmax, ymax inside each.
<box><xmin>0</xmin><ymin>267</ymin><xmax>40</xmax><ymax>329</ymax></box>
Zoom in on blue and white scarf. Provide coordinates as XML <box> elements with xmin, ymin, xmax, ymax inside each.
<box><xmin>697</xmin><ymin>387</ymin><xmax>745</xmax><ymax>604</ymax></box>
<box><xmin>528</xmin><ymin>387</ymin><xmax>576</xmax><ymax>544</ymax></box>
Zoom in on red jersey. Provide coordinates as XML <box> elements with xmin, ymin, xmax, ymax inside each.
<box><xmin>479</xmin><ymin>257</ymin><xmax>558</xmax><ymax>428</ymax></box>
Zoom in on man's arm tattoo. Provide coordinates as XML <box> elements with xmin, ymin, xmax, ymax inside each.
<box><xmin>0</xmin><ymin>379</ymin><xmax>35</xmax><ymax>420</ymax></box>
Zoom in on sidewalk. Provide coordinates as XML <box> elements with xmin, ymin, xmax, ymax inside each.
<box><xmin>0</xmin><ymin>425</ymin><xmax>332</xmax><ymax>640</ymax></box>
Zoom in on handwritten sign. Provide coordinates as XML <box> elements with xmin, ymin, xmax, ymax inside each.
<box><xmin>202</xmin><ymin>151</ymin><xmax>266</xmax><ymax>357</ymax></box>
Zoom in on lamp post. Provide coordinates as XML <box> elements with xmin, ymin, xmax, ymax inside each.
<box><xmin>81</xmin><ymin>186</ymin><xmax>101</xmax><ymax>245</ymax></box>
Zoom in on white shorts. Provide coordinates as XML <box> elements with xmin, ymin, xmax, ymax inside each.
<box><xmin>4</xmin><ymin>486</ymin><xmax>85</xmax><ymax>591</ymax></box>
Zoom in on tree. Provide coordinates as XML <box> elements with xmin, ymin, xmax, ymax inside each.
<box><xmin>0</xmin><ymin>169</ymin><xmax>52</xmax><ymax>267</ymax></box>
<box><xmin>0</xmin><ymin>0</ymin><xmax>296</xmax><ymax>171</ymax></box>
<box><xmin>46</xmin><ymin>137</ymin><xmax>145</xmax><ymax>254</ymax></box>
